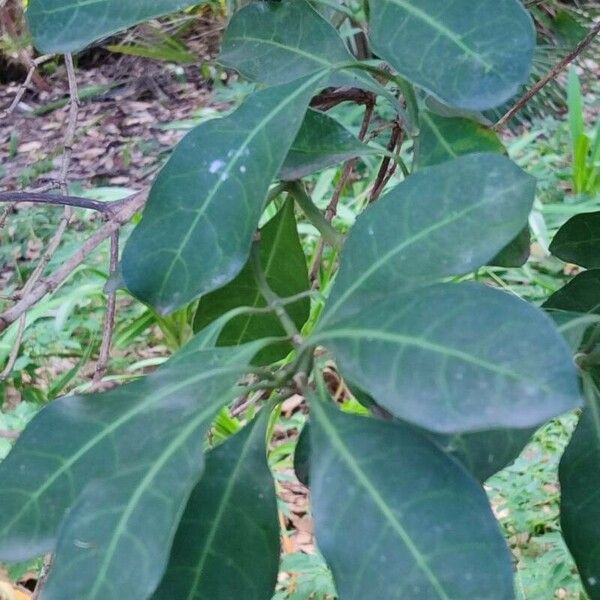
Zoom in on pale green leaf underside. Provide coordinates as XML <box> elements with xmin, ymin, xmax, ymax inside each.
<box><xmin>26</xmin><ymin>0</ymin><xmax>203</xmax><ymax>53</ymax></box>
<box><xmin>315</xmin><ymin>282</ymin><xmax>581</xmax><ymax>433</ymax></box>
<box><xmin>121</xmin><ymin>73</ymin><xmax>323</xmax><ymax>314</ymax></box>
<box><xmin>153</xmin><ymin>410</ymin><xmax>279</xmax><ymax>600</ymax></box>
<box><xmin>369</xmin><ymin>0</ymin><xmax>535</xmax><ymax>110</ymax></box>
<box><xmin>310</xmin><ymin>398</ymin><xmax>515</xmax><ymax>599</ymax></box>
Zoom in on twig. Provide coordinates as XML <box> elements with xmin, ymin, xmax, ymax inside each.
<box><xmin>0</xmin><ymin>192</ymin><xmax>125</xmax><ymax>214</ymax></box>
<box><xmin>495</xmin><ymin>20</ymin><xmax>600</xmax><ymax>130</ymax></box>
<box><xmin>309</xmin><ymin>99</ymin><xmax>375</xmax><ymax>283</ymax></box>
<box><xmin>92</xmin><ymin>232</ymin><xmax>119</xmax><ymax>384</ymax></box>
<box><xmin>310</xmin><ymin>87</ymin><xmax>373</xmax><ymax>111</ymax></box>
<box><xmin>0</xmin><ymin>54</ymin><xmax>53</xmax><ymax>120</ymax></box>
<box><xmin>250</xmin><ymin>240</ymin><xmax>303</xmax><ymax>346</ymax></box>
<box><xmin>0</xmin><ymin>54</ymin><xmax>80</xmax><ymax>379</ymax></box>
<box><xmin>0</xmin><ymin>193</ymin><xmax>146</xmax><ymax>334</ymax></box>
<box><xmin>32</xmin><ymin>555</ymin><xmax>53</xmax><ymax>600</ymax></box>
<box><xmin>369</xmin><ymin>122</ymin><xmax>403</xmax><ymax>203</ymax></box>
<box><xmin>0</xmin><ymin>315</ymin><xmax>25</xmax><ymax>382</ymax></box>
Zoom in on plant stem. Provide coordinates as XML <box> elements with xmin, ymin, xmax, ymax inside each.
<box><xmin>250</xmin><ymin>241</ymin><xmax>303</xmax><ymax>346</ymax></box>
<box><xmin>287</xmin><ymin>182</ymin><xmax>344</xmax><ymax>249</ymax></box>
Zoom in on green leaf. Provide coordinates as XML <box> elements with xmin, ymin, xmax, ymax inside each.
<box><xmin>280</xmin><ymin>109</ymin><xmax>379</xmax><ymax>181</ymax></box>
<box><xmin>194</xmin><ymin>198</ymin><xmax>310</xmax><ymax>364</ymax></box>
<box><xmin>321</xmin><ymin>153</ymin><xmax>536</xmax><ymax>320</ymax></box>
<box><xmin>294</xmin><ymin>422</ymin><xmax>310</xmax><ymax>487</ymax></box>
<box><xmin>415</xmin><ymin>111</ymin><xmax>505</xmax><ymax>170</ymax></box>
<box><xmin>31</xmin><ymin>338</ymin><xmax>266</xmax><ymax>600</ymax></box>
<box><xmin>121</xmin><ymin>73</ymin><xmax>324</xmax><ymax>314</ymax></box>
<box><xmin>433</xmin><ymin>428</ymin><xmax>533</xmax><ymax>483</ymax></box>
<box><xmin>368</xmin><ymin>0</ymin><xmax>535</xmax><ymax>110</ymax></box>
<box><xmin>559</xmin><ymin>375</ymin><xmax>600</xmax><ymax>599</ymax></box>
<box><xmin>490</xmin><ymin>227</ymin><xmax>531</xmax><ymax>268</ymax></box>
<box><xmin>544</xmin><ymin>270</ymin><xmax>600</xmax><ymax>351</ymax></box>
<box><xmin>544</xmin><ymin>270</ymin><xmax>600</xmax><ymax>315</ymax></box>
<box><xmin>26</xmin><ymin>0</ymin><xmax>202</xmax><ymax>53</ymax></box>
<box><xmin>550</xmin><ymin>212</ymin><xmax>600</xmax><ymax>268</ymax></box>
<box><xmin>218</xmin><ymin>0</ymin><xmax>387</xmax><ymax>99</ymax></box>
<box><xmin>314</xmin><ymin>282</ymin><xmax>581</xmax><ymax>433</ymax></box>
<box><xmin>0</xmin><ymin>327</ymin><xmax>261</xmax><ymax>561</ymax></box>
<box><xmin>309</xmin><ymin>397</ymin><xmax>515</xmax><ymax>599</ymax></box>
<box><xmin>152</xmin><ymin>409</ymin><xmax>279</xmax><ymax>600</ymax></box>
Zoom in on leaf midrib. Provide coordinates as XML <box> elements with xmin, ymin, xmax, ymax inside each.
<box><xmin>232</xmin><ymin>203</ymin><xmax>291</xmax><ymax>345</ymax></box>
<box><xmin>0</xmin><ymin>361</ymin><xmax>248</xmax><ymax>538</ymax></box>
<box><xmin>381</xmin><ymin>0</ymin><xmax>493</xmax><ymax>70</ymax></box>
<box><xmin>185</xmin><ymin>421</ymin><xmax>261</xmax><ymax>599</ymax></box>
<box><xmin>420</xmin><ymin>111</ymin><xmax>458</xmax><ymax>159</ymax></box>
<box><xmin>88</xmin><ymin>398</ymin><xmax>224</xmax><ymax>599</ymax></box>
<box><xmin>312</xmin><ymin>400</ymin><xmax>451</xmax><ymax>600</ymax></box>
<box><xmin>312</xmin><ymin>327</ymin><xmax>554</xmax><ymax>393</ymax></box>
<box><xmin>320</xmin><ymin>196</ymin><xmax>488</xmax><ymax>322</ymax></box>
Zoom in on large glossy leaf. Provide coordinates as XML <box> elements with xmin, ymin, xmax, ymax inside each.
<box><xmin>152</xmin><ymin>409</ymin><xmax>279</xmax><ymax>600</ymax></box>
<box><xmin>31</xmin><ymin>338</ymin><xmax>265</xmax><ymax>600</ymax></box>
<box><xmin>309</xmin><ymin>397</ymin><xmax>515</xmax><ymax>599</ymax></box>
<box><xmin>219</xmin><ymin>0</ymin><xmax>387</xmax><ymax>99</ymax></box>
<box><xmin>560</xmin><ymin>376</ymin><xmax>600</xmax><ymax>599</ymax></box>
<box><xmin>295</xmin><ymin>418</ymin><xmax>531</xmax><ymax>487</ymax></box>
<box><xmin>280</xmin><ymin>110</ymin><xmax>378</xmax><ymax>181</ymax></box>
<box><xmin>314</xmin><ymin>282</ymin><xmax>581</xmax><ymax>433</ymax></box>
<box><xmin>368</xmin><ymin>0</ymin><xmax>535</xmax><ymax>110</ymax></box>
<box><xmin>194</xmin><ymin>198</ymin><xmax>310</xmax><ymax>364</ymax></box>
<box><xmin>544</xmin><ymin>270</ymin><xmax>600</xmax><ymax>315</ymax></box>
<box><xmin>121</xmin><ymin>73</ymin><xmax>323</xmax><ymax>314</ymax></box>
<box><xmin>415</xmin><ymin>111</ymin><xmax>504</xmax><ymax>170</ymax></box>
<box><xmin>550</xmin><ymin>211</ymin><xmax>600</xmax><ymax>268</ymax></box>
<box><xmin>0</xmin><ymin>327</ymin><xmax>261</xmax><ymax>559</ymax></box>
<box><xmin>321</xmin><ymin>153</ymin><xmax>536</xmax><ymax>321</ymax></box>
<box><xmin>26</xmin><ymin>0</ymin><xmax>202</xmax><ymax>53</ymax></box>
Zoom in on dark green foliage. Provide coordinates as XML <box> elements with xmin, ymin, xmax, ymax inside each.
<box><xmin>152</xmin><ymin>409</ymin><xmax>280</xmax><ymax>600</ymax></box>
<box><xmin>550</xmin><ymin>212</ymin><xmax>600</xmax><ymax>269</ymax></box>
<box><xmin>5</xmin><ymin>0</ymin><xmax>594</xmax><ymax>597</ymax></box>
<box><xmin>194</xmin><ymin>199</ymin><xmax>310</xmax><ymax>364</ymax></box>
<box><xmin>309</xmin><ymin>396</ymin><xmax>515</xmax><ymax>599</ymax></box>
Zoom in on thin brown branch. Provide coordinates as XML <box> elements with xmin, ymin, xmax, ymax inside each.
<box><xmin>310</xmin><ymin>99</ymin><xmax>375</xmax><ymax>284</ymax></box>
<box><xmin>369</xmin><ymin>122</ymin><xmax>403</xmax><ymax>204</ymax></box>
<box><xmin>310</xmin><ymin>87</ymin><xmax>374</xmax><ymax>111</ymax></box>
<box><xmin>0</xmin><ymin>192</ymin><xmax>123</xmax><ymax>214</ymax></box>
<box><xmin>495</xmin><ymin>20</ymin><xmax>600</xmax><ymax>130</ymax></box>
<box><xmin>0</xmin><ymin>54</ymin><xmax>53</xmax><ymax>120</ymax></box>
<box><xmin>0</xmin><ymin>193</ymin><xmax>146</xmax><ymax>334</ymax></box>
<box><xmin>92</xmin><ymin>231</ymin><xmax>119</xmax><ymax>384</ymax></box>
